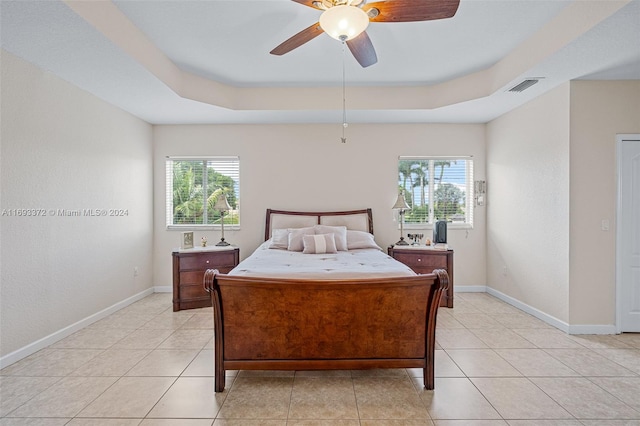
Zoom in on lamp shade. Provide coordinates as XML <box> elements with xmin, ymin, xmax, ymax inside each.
<box><xmin>392</xmin><ymin>192</ymin><xmax>410</xmax><ymax>210</ymax></box>
<box><xmin>213</xmin><ymin>194</ymin><xmax>231</xmax><ymax>211</ymax></box>
<box><xmin>319</xmin><ymin>5</ymin><xmax>369</xmax><ymax>41</ymax></box>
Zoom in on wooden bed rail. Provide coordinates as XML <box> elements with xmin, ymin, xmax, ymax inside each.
<box><xmin>204</xmin><ymin>269</ymin><xmax>448</xmax><ymax>392</ymax></box>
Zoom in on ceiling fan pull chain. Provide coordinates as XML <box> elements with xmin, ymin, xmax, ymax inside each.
<box><xmin>341</xmin><ymin>40</ymin><xmax>347</xmax><ymax>144</ymax></box>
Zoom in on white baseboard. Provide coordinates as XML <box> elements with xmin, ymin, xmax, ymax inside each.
<box><xmin>0</xmin><ymin>287</ymin><xmax>154</xmax><ymax>369</ymax></box>
<box><xmin>153</xmin><ymin>286</ymin><xmax>172</xmax><ymax>293</ymax></box>
<box><xmin>459</xmin><ymin>286</ymin><xmax>616</xmax><ymax>334</ymax></box>
<box><xmin>485</xmin><ymin>287</ymin><xmax>570</xmax><ymax>333</ymax></box>
<box><xmin>567</xmin><ymin>324</ymin><xmax>618</xmax><ymax>335</ymax></box>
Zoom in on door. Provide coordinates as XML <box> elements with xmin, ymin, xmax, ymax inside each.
<box><xmin>618</xmin><ymin>136</ymin><xmax>640</xmax><ymax>332</ymax></box>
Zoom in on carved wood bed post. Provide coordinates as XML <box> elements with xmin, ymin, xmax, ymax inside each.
<box><xmin>424</xmin><ymin>268</ymin><xmax>449</xmax><ymax>389</ymax></box>
<box><xmin>204</xmin><ymin>269</ymin><xmax>226</xmax><ymax>392</ymax></box>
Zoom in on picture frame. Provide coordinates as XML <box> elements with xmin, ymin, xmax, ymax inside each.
<box><xmin>181</xmin><ymin>231</ymin><xmax>194</xmax><ymax>249</ymax></box>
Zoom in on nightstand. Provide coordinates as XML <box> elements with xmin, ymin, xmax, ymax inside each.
<box><xmin>172</xmin><ymin>246</ymin><xmax>239</xmax><ymax>311</ymax></box>
<box><xmin>388</xmin><ymin>245</ymin><xmax>454</xmax><ymax>308</ymax></box>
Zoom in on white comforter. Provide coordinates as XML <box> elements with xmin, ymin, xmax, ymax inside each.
<box><xmin>229</xmin><ymin>241</ymin><xmax>416</xmax><ymax>279</ymax></box>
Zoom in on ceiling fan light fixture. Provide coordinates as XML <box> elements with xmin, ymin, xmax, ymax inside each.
<box><xmin>319</xmin><ymin>5</ymin><xmax>370</xmax><ymax>41</ymax></box>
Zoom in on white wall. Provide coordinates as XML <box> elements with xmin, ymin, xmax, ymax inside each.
<box><xmin>153</xmin><ymin>123</ymin><xmax>487</xmax><ymax>289</ymax></box>
<box><xmin>568</xmin><ymin>80</ymin><xmax>640</xmax><ymax>327</ymax></box>
<box><xmin>486</xmin><ymin>84</ymin><xmax>571</xmax><ymax>323</ymax></box>
<box><xmin>0</xmin><ymin>50</ymin><xmax>154</xmax><ymax>360</ymax></box>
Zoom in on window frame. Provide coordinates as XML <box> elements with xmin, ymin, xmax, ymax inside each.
<box><xmin>398</xmin><ymin>156</ymin><xmax>474</xmax><ymax>230</ymax></box>
<box><xmin>165</xmin><ymin>156</ymin><xmax>240</xmax><ymax>230</ymax></box>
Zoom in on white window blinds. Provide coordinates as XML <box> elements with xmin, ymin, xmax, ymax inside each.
<box><xmin>398</xmin><ymin>156</ymin><xmax>473</xmax><ymax>226</ymax></box>
<box><xmin>165</xmin><ymin>157</ymin><xmax>240</xmax><ymax>228</ymax></box>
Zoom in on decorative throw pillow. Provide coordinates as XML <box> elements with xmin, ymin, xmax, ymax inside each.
<box><xmin>287</xmin><ymin>227</ymin><xmax>315</xmax><ymax>252</ymax></box>
<box><xmin>346</xmin><ymin>230</ymin><xmax>382</xmax><ymax>250</ymax></box>
<box><xmin>303</xmin><ymin>233</ymin><xmax>337</xmax><ymax>254</ymax></box>
<box><xmin>314</xmin><ymin>225</ymin><xmax>348</xmax><ymax>251</ymax></box>
<box><xmin>269</xmin><ymin>228</ymin><xmax>289</xmax><ymax>249</ymax></box>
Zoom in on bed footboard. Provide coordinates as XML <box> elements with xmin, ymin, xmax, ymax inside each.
<box><xmin>204</xmin><ymin>269</ymin><xmax>448</xmax><ymax>392</ymax></box>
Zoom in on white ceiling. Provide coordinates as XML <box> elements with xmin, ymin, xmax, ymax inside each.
<box><xmin>1</xmin><ymin>0</ymin><xmax>639</xmax><ymax>125</ymax></box>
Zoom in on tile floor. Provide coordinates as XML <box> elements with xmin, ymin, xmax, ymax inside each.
<box><xmin>1</xmin><ymin>292</ymin><xmax>640</xmax><ymax>425</ymax></box>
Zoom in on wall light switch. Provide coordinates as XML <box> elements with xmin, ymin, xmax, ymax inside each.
<box><xmin>601</xmin><ymin>219</ymin><xmax>610</xmax><ymax>231</ymax></box>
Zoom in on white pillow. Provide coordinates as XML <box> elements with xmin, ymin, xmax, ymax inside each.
<box><xmin>269</xmin><ymin>228</ymin><xmax>289</xmax><ymax>249</ymax></box>
<box><xmin>314</xmin><ymin>225</ymin><xmax>347</xmax><ymax>251</ymax></box>
<box><xmin>303</xmin><ymin>233</ymin><xmax>337</xmax><ymax>254</ymax></box>
<box><xmin>287</xmin><ymin>227</ymin><xmax>315</xmax><ymax>252</ymax></box>
<box><xmin>346</xmin><ymin>230</ymin><xmax>382</xmax><ymax>250</ymax></box>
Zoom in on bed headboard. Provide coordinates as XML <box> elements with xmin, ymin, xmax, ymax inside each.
<box><xmin>265</xmin><ymin>209</ymin><xmax>373</xmax><ymax>241</ymax></box>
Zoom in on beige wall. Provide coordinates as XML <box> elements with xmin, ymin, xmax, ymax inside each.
<box><xmin>153</xmin><ymin>123</ymin><xmax>487</xmax><ymax>289</ymax></box>
<box><xmin>0</xmin><ymin>50</ymin><xmax>154</xmax><ymax>360</ymax></box>
<box><xmin>486</xmin><ymin>84</ymin><xmax>571</xmax><ymax>324</ymax></box>
<box><xmin>486</xmin><ymin>80</ymin><xmax>640</xmax><ymax>330</ymax></box>
<box><xmin>568</xmin><ymin>80</ymin><xmax>640</xmax><ymax>327</ymax></box>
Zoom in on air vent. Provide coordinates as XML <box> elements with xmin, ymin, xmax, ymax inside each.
<box><xmin>508</xmin><ymin>79</ymin><xmax>540</xmax><ymax>93</ymax></box>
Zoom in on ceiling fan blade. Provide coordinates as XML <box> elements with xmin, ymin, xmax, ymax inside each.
<box><xmin>291</xmin><ymin>0</ymin><xmax>323</xmax><ymax>10</ymax></box>
<box><xmin>364</xmin><ymin>0</ymin><xmax>460</xmax><ymax>23</ymax></box>
<box><xmin>346</xmin><ymin>31</ymin><xmax>378</xmax><ymax>68</ymax></box>
<box><xmin>270</xmin><ymin>22</ymin><xmax>324</xmax><ymax>56</ymax></box>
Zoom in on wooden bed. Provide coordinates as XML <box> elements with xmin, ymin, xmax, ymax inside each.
<box><xmin>204</xmin><ymin>209</ymin><xmax>449</xmax><ymax>392</ymax></box>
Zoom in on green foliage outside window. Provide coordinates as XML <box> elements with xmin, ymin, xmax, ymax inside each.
<box><xmin>398</xmin><ymin>158</ymin><xmax>471</xmax><ymax>225</ymax></box>
<box><xmin>168</xmin><ymin>158</ymin><xmax>239</xmax><ymax>226</ymax></box>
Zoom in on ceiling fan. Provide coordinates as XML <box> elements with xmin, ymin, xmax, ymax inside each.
<box><xmin>270</xmin><ymin>0</ymin><xmax>461</xmax><ymax>68</ymax></box>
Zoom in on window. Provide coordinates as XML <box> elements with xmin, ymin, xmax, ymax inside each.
<box><xmin>166</xmin><ymin>157</ymin><xmax>239</xmax><ymax>228</ymax></box>
<box><xmin>398</xmin><ymin>156</ymin><xmax>473</xmax><ymax>227</ymax></box>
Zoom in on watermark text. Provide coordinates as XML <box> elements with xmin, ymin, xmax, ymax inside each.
<box><xmin>1</xmin><ymin>208</ymin><xmax>129</xmax><ymax>217</ymax></box>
